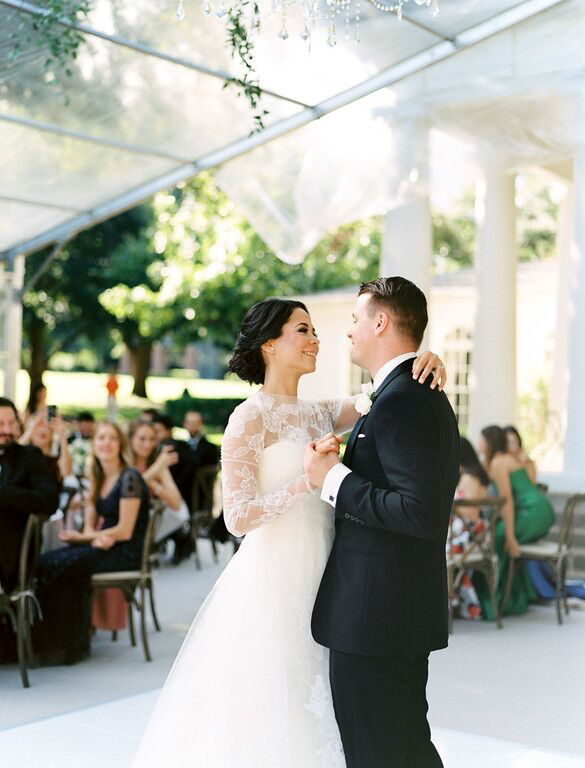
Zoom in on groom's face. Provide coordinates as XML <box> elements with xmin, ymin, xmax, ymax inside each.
<box><xmin>348</xmin><ymin>294</ymin><xmax>379</xmax><ymax>368</ymax></box>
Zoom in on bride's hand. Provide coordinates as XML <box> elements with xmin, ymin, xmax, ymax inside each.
<box><xmin>315</xmin><ymin>432</ymin><xmax>342</xmax><ymax>456</ymax></box>
<box><xmin>412</xmin><ymin>352</ymin><xmax>447</xmax><ymax>391</ymax></box>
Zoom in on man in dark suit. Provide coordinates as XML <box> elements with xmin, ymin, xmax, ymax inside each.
<box><xmin>305</xmin><ymin>277</ymin><xmax>460</xmax><ymax>768</ymax></box>
<box><xmin>0</xmin><ymin>398</ymin><xmax>59</xmax><ymax>593</ymax></box>
<box><xmin>183</xmin><ymin>410</ymin><xmax>220</xmax><ymax>469</ymax></box>
<box><xmin>152</xmin><ymin>413</ymin><xmax>195</xmax><ymax>505</ymax></box>
<box><xmin>151</xmin><ymin>413</ymin><xmax>197</xmax><ymax>563</ymax></box>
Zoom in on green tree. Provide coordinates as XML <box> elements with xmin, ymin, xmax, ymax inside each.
<box><xmin>517</xmin><ymin>185</ymin><xmax>558</xmax><ymax>262</ymax></box>
<box><xmin>22</xmin><ymin>207</ymin><xmax>149</xmax><ymax>390</ymax></box>
<box><xmin>432</xmin><ymin>210</ymin><xmax>475</xmax><ymax>270</ymax></box>
<box><xmin>98</xmin><ymin>230</ymin><xmax>195</xmax><ymax>396</ymax></box>
<box><xmin>149</xmin><ymin>174</ymin><xmax>381</xmax><ymax>352</ymax></box>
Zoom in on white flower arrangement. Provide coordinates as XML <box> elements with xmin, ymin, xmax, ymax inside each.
<box><xmin>355</xmin><ymin>382</ymin><xmax>376</xmax><ymax>416</ymax></box>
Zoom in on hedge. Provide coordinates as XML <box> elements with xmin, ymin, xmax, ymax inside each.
<box><xmin>165</xmin><ymin>389</ymin><xmax>246</xmax><ymax>430</ymax></box>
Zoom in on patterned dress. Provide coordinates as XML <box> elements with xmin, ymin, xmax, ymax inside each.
<box><xmin>35</xmin><ymin>468</ymin><xmax>149</xmax><ymax>664</ymax></box>
<box><xmin>448</xmin><ymin>511</ymin><xmax>487</xmax><ymax>620</ymax></box>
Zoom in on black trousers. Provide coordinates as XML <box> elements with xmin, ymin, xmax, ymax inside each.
<box><xmin>330</xmin><ymin>649</ymin><xmax>443</xmax><ymax>768</ymax></box>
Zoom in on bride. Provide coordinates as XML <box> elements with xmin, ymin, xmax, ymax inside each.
<box><xmin>131</xmin><ymin>298</ymin><xmax>446</xmax><ymax>768</ymax></box>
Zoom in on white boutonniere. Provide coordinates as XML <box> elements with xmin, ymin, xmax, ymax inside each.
<box><xmin>355</xmin><ymin>382</ymin><xmax>376</xmax><ymax>416</ymax></box>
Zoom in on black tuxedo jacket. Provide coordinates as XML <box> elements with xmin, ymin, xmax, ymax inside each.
<box><xmin>189</xmin><ymin>434</ymin><xmax>220</xmax><ymax>470</ymax></box>
<box><xmin>0</xmin><ymin>443</ymin><xmax>59</xmax><ymax>592</ymax></box>
<box><xmin>170</xmin><ymin>436</ymin><xmax>219</xmax><ymax>506</ymax></box>
<box><xmin>311</xmin><ymin>359</ymin><xmax>460</xmax><ymax>656</ymax></box>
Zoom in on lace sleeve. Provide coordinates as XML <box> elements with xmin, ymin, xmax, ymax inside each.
<box><xmin>120</xmin><ymin>468</ymin><xmax>145</xmax><ymax>499</ymax></box>
<box><xmin>320</xmin><ymin>398</ymin><xmax>360</xmax><ymax>435</ymax></box>
<box><xmin>221</xmin><ymin>401</ymin><xmax>313</xmax><ymax>537</ymax></box>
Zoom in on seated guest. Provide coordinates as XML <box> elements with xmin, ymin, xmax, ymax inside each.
<box><xmin>183</xmin><ymin>410</ymin><xmax>228</xmax><ymax>542</ymax></box>
<box><xmin>456</xmin><ymin>436</ymin><xmax>490</xmax><ymax>517</ymax></box>
<box><xmin>18</xmin><ymin>410</ymin><xmax>72</xmax><ymax>489</ymax></box>
<box><xmin>35</xmin><ymin>422</ymin><xmax>149</xmax><ymax>665</ymax></box>
<box><xmin>183</xmin><ymin>411</ymin><xmax>220</xmax><ymax>468</ymax></box>
<box><xmin>22</xmin><ymin>382</ymin><xmax>47</xmax><ymax>425</ymax></box>
<box><xmin>504</xmin><ymin>425</ymin><xmax>537</xmax><ymax>485</ymax></box>
<box><xmin>151</xmin><ymin>414</ymin><xmax>194</xmax><ymax>499</ymax></box>
<box><xmin>141</xmin><ymin>408</ymin><xmax>160</xmax><ymax>423</ymax></box>
<box><xmin>92</xmin><ymin>419</ymin><xmax>183</xmax><ymax>634</ymax></box>
<box><xmin>151</xmin><ymin>414</ymin><xmax>197</xmax><ymax>563</ymax></box>
<box><xmin>129</xmin><ymin>420</ymin><xmax>184</xmax><ymax>513</ymax></box>
<box><xmin>0</xmin><ymin>398</ymin><xmax>58</xmax><ymax>594</ymax></box>
<box><xmin>450</xmin><ymin>437</ymin><xmax>491</xmax><ymax>620</ymax></box>
<box><xmin>68</xmin><ymin>411</ymin><xmax>96</xmax><ymax>477</ymax></box>
<box><xmin>474</xmin><ymin>425</ymin><xmax>555</xmax><ymax>620</ymax></box>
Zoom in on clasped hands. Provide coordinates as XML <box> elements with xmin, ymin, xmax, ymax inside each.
<box><xmin>304</xmin><ymin>432</ymin><xmax>343</xmax><ymax>490</ymax></box>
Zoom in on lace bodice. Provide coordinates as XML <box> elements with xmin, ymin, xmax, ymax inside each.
<box><xmin>222</xmin><ymin>392</ymin><xmax>357</xmax><ymax>537</ymax></box>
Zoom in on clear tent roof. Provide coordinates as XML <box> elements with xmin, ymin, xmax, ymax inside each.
<box><xmin>0</xmin><ymin>0</ymin><xmax>583</xmax><ymax>263</ymax></box>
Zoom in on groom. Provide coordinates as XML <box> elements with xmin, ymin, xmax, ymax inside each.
<box><xmin>305</xmin><ymin>277</ymin><xmax>460</xmax><ymax>768</ymax></box>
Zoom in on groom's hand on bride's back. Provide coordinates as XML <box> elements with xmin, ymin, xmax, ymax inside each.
<box><xmin>304</xmin><ymin>438</ymin><xmax>341</xmax><ymax>490</ymax></box>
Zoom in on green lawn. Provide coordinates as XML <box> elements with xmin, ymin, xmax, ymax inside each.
<box><xmin>14</xmin><ymin>370</ymin><xmax>253</xmax><ymax>416</ymax></box>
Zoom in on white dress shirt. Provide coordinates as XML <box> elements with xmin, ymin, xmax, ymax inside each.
<box><xmin>320</xmin><ymin>352</ymin><xmax>417</xmax><ymax>508</ymax></box>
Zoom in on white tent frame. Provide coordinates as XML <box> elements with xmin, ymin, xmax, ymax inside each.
<box><xmin>0</xmin><ymin>0</ymin><xmax>566</xmax><ymax>262</ymax></box>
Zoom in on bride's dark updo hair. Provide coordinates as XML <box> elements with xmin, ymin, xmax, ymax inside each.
<box><xmin>228</xmin><ymin>298</ymin><xmax>309</xmax><ymax>385</ymax></box>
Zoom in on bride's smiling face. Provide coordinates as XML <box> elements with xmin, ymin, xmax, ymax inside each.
<box><xmin>262</xmin><ymin>308</ymin><xmax>320</xmax><ymax>376</ymax></box>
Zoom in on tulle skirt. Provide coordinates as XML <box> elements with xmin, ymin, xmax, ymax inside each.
<box><xmin>131</xmin><ymin>506</ymin><xmax>344</xmax><ymax>768</ymax></box>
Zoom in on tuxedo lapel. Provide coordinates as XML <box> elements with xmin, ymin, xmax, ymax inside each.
<box><xmin>343</xmin><ymin>359</ymin><xmax>413</xmax><ymax>468</ymax></box>
<box><xmin>343</xmin><ymin>414</ymin><xmax>367</xmax><ymax>468</ymax></box>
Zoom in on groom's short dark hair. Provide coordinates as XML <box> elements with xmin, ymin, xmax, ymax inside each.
<box><xmin>358</xmin><ymin>276</ymin><xmax>428</xmax><ymax>347</ymax></box>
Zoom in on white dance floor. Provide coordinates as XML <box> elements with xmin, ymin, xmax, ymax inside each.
<box><xmin>1</xmin><ymin>544</ymin><xmax>584</xmax><ymax>767</ymax></box>
<box><xmin>0</xmin><ymin>688</ymin><xmax>584</xmax><ymax>768</ymax></box>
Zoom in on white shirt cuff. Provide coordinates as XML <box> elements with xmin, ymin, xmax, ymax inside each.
<box><xmin>321</xmin><ymin>464</ymin><xmax>352</xmax><ymax>508</ymax></box>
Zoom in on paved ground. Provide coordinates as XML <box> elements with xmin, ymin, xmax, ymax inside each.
<box><xmin>1</xmin><ymin>540</ymin><xmax>584</xmax><ymax>766</ymax></box>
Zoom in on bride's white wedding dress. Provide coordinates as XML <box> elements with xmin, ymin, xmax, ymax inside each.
<box><xmin>132</xmin><ymin>392</ymin><xmax>355</xmax><ymax>768</ymax></box>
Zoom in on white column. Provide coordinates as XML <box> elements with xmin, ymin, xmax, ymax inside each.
<box><xmin>381</xmin><ymin>119</ymin><xmax>433</xmax><ymax>302</ymax></box>
<box><xmin>548</xmin><ymin>185</ymin><xmax>572</xmax><ymax>442</ymax></box>
<box><xmin>4</xmin><ymin>253</ymin><xmax>24</xmax><ymax>402</ymax></box>
<box><xmin>468</xmin><ymin>168</ymin><xmax>517</xmax><ymax>441</ymax></box>
<box><xmin>562</xmin><ymin>152</ymin><xmax>585</xmax><ymax>486</ymax></box>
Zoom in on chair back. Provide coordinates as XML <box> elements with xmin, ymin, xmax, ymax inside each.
<box><xmin>191</xmin><ymin>464</ymin><xmax>220</xmax><ymax>516</ymax></box>
<box><xmin>559</xmin><ymin>494</ymin><xmax>585</xmax><ymax>552</ymax></box>
<box><xmin>141</xmin><ymin>505</ymin><xmax>164</xmax><ymax>575</ymax></box>
<box><xmin>17</xmin><ymin>514</ymin><xmax>42</xmax><ymax>594</ymax></box>
<box><xmin>450</xmin><ymin>497</ymin><xmax>506</xmax><ymax>563</ymax></box>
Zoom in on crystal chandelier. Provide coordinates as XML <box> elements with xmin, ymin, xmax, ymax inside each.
<box><xmin>176</xmin><ymin>0</ymin><xmax>439</xmax><ymax>47</ymax></box>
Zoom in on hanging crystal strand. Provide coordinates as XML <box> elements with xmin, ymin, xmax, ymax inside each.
<box><xmin>326</xmin><ymin>0</ymin><xmax>336</xmax><ymax>46</ymax></box>
<box><xmin>216</xmin><ymin>0</ymin><xmax>227</xmax><ymax>17</ymax></box>
<box><xmin>430</xmin><ymin>0</ymin><xmax>440</xmax><ymax>16</ymax></box>
<box><xmin>345</xmin><ymin>0</ymin><xmax>350</xmax><ymax>40</ymax></box>
<box><xmin>176</xmin><ymin>0</ymin><xmax>186</xmax><ymax>20</ymax></box>
<box><xmin>354</xmin><ymin>0</ymin><xmax>361</xmax><ymax>44</ymax></box>
<box><xmin>202</xmin><ymin>0</ymin><xmax>212</xmax><ymax>17</ymax></box>
<box><xmin>279</xmin><ymin>1</ymin><xmax>289</xmax><ymax>39</ymax></box>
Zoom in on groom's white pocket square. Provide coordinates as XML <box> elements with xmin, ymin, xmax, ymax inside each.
<box><xmin>358</xmin><ymin>434</ymin><xmax>366</xmax><ymax>438</ymax></box>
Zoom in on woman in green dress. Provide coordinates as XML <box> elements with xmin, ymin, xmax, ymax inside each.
<box><xmin>475</xmin><ymin>425</ymin><xmax>555</xmax><ymax>620</ymax></box>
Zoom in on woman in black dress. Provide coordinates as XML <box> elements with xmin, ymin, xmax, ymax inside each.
<box><xmin>35</xmin><ymin>421</ymin><xmax>150</xmax><ymax>665</ymax></box>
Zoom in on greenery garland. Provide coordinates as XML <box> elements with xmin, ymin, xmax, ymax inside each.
<box><xmin>223</xmin><ymin>0</ymin><xmax>269</xmax><ymax>134</ymax></box>
<box><xmin>9</xmin><ymin>0</ymin><xmax>90</xmax><ymax>81</ymax></box>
